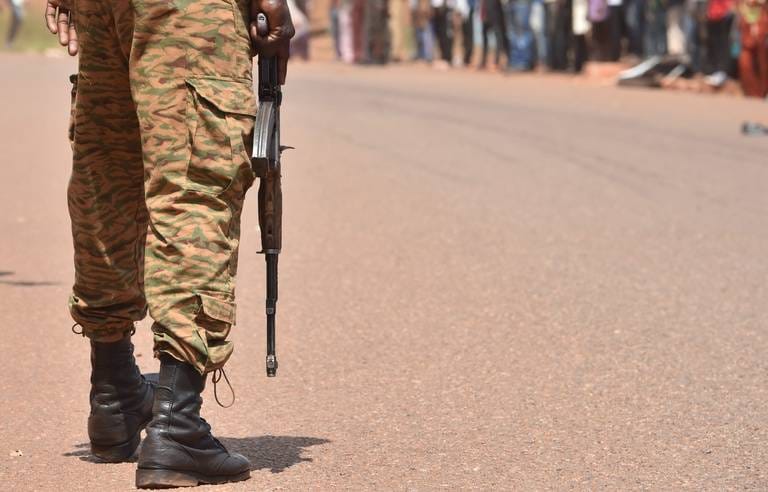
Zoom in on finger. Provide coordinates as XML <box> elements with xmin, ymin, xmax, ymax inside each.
<box><xmin>45</xmin><ymin>4</ymin><xmax>58</xmax><ymax>33</ymax></box>
<box><xmin>249</xmin><ymin>23</ymin><xmax>275</xmax><ymax>57</ymax></box>
<box><xmin>251</xmin><ymin>37</ymin><xmax>278</xmax><ymax>58</ymax></box>
<box><xmin>249</xmin><ymin>22</ymin><xmax>261</xmax><ymax>48</ymax></box>
<box><xmin>68</xmin><ymin>19</ymin><xmax>78</xmax><ymax>55</ymax></box>
<box><xmin>57</xmin><ymin>10</ymin><xmax>69</xmax><ymax>45</ymax></box>
<box><xmin>251</xmin><ymin>31</ymin><xmax>293</xmax><ymax>58</ymax></box>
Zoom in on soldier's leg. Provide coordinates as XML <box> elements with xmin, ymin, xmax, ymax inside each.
<box><xmin>68</xmin><ymin>0</ymin><xmax>148</xmax><ymax>342</ymax></box>
<box><xmin>69</xmin><ymin>0</ymin><xmax>154</xmax><ymax>463</ymax></box>
<box><xmin>130</xmin><ymin>0</ymin><xmax>255</xmax><ymax>485</ymax></box>
<box><xmin>128</xmin><ymin>0</ymin><xmax>257</xmax><ymax>376</ymax></box>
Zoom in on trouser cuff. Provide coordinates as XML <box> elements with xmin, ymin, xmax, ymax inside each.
<box><xmin>74</xmin><ymin>322</ymin><xmax>135</xmax><ymax>342</ymax></box>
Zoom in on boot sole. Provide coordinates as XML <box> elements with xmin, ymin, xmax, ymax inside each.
<box><xmin>135</xmin><ymin>468</ymin><xmax>250</xmax><ymax>489</ymax></box>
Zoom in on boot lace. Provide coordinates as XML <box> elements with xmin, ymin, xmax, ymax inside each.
<box><xmin>211</xmin><ymin>368</ymin><xmax>235</xmax><ymax>408</ymax></box>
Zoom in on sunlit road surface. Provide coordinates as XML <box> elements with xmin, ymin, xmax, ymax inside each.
<box><xmin>1</xmin><ymin>54</ymin><xmax>767</xmax><ymax>490</ymax></box>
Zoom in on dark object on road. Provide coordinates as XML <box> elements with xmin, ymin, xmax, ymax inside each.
<box><xmin>252</xmin><ymin>13</ymin><xmax>284</xmax><ymax>378</ymax></box>
<box><xmin>617</xmin><ymin>55</ymin><xmax>693</xmax><ymax>88</ymax></box>
<box><xmin>741</xmin><ymin>121</ymin><xmax>768</xmax><ymax>135</ymax></box>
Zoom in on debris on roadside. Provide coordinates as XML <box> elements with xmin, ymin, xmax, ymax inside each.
<box><xmin>742</xmin><ymin>122</ymin><xmax>768</xmax><ymax>136</ymax></box>
<box><xmin>616</xmin><ymin>55</ymin><xmax>743</xmax><ymax>96</ymax></box>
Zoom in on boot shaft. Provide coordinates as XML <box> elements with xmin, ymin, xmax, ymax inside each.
<box><xmin>149</xmin><ymin>355</ymin><xmax>209</xmax><ymax>441</ymax></box>
<box><xmin>91</xmin><ymin>334</ymin><xmax>136</xmax><ymax>367</ymax></box>
<box><xmin>88</xmin><ymin>334</ymin><xmax>155</xmax><ymax>462</ymax></box>
<box><xmin>90</xmin><ymin>335</ymin><xmax>144</xmax><ymax>396</ymax></box>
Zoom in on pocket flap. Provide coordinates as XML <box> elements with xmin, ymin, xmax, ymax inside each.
<box><xmin>198</xmin><ymin>293</ymin><xmax>236</xmax><ymax>324</ymax></box>
<box><xmin>186</xmin><ymin>77</ymin><xmax>257</xmax><ymax>117</ymax></box>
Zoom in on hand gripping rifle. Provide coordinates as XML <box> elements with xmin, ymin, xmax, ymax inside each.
<box><xmin>252</xmin><ymin>13</ymin><xmax>283</xmax><ymax>377</ymax></box>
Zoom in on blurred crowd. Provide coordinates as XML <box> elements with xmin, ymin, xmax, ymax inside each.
<box><xmin>1</xmin><ymin>0</ymin><xmax>764</xmax><ymax>98</ymax></box>
<box><xmin>318</xmin><ymin>0</ymin><xmax>768</xmax><ymax>97</ymax></box>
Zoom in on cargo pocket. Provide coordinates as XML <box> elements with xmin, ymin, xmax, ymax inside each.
<box><xmin>184</xmin><ymin>77</ymin><xmax>257</xmax><ymax>196</ymax></box>
<box><xmin>194</xmin><ymin>292</ymin><xmax>237</xmax><ymax>372</ymax></box>
<box><xmin>68</xmin><ymin>74</ymin><xmax>78</xmax><ymax>148</ymax></box>
<box><xmin>196</xmin><ymin>292</ymin><xmax>236</xmax><ymax>330</ymax></box>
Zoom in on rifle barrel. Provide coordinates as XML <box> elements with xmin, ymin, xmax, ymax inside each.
<box><xmin>265</xmin><ymin>252</ymin><xmax>278</xmax><ymax>377</ymax></box>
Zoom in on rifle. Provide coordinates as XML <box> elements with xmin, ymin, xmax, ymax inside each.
<box><xmin>252</xmin><ymin>13</ymin><xmax>283</xmax><ymax>377</ymax></box>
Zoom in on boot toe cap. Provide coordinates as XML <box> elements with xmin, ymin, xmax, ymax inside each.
<box><xmin>219</xmin><ymin>452</ymin><xmax>251</xmax><ymax>475</ymax></box>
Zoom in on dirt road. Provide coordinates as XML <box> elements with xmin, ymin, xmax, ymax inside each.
<box><xmin>1</xmin><ymin>54</ymin><xmax>767</xmax><ymax>490</ymax></box>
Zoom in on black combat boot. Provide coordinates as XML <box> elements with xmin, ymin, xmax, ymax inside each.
<box><xmin>89</xmin><ymin>335</ymin><xmax>155</xmax><ymax>462</ymax></box>
<box><xmin>136</xmin><ymin>355</ymin><xmax>250</xmax><ymax>488</ymax></box>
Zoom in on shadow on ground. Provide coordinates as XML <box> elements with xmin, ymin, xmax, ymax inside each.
<box><xmin>222</xmin><ymin>436</ymin><xmax>331</xmax><ymax>473</ymax></box>
<box><xmin>63</xmin><ymin>442</ymin><xmax>136</xmax><ymax>464</ymax></box>
<box><xmin>0</xmin><ymin>270</ymin><xmax>60</xmax><ymax>287</ymax></box>
<box><xmin>63</xmin><ymin>435</ymin><xmax>330</xmax><ymax>472</ymax></box>
<box><xmin>0</xmin><ymin>280</ymin><xmax>61</xmax><ymax>286</ymax></box>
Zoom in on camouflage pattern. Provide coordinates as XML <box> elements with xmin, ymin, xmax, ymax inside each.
<box><xmin>68</xmin><ymin>0</ymin><xmax>256</xmax><ymax>374</ymax></box>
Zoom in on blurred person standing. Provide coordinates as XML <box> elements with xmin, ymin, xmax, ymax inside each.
<box><xmin>331</xmin><ymin>0</ymin><xmax>342</xmax><ymax>58</ymax></box>
<box><xmin>572</xmin><ymin>0</ymin><xmax>590</xmax><ymax>68</ymax></box>
<box><xmin>548</xmin><ymin>0</ymin><xmax>571</xmax><ymax>69</ymax></box>
<box><xmin>543</xmin><ymin>0</ymin><xmax>559</xmax><ymax>66</ymax></box>
<box><xmin>352</xmin><ymin>0</ymin><xmax>367</xmax><ymax>61</ymax></box>
<box><xmin>624</xmin><ymin>0</ymin><xmax>646</xmax><ymax>57</ymax></box>
<box><xmin>645</xmin><ymin>0</ymin><xmax>668</xmax><ymax>55</ymax></box>
<box><xmin>607</xmin><ymin>0</ymin><xmax>627</xmax><ymax>60</ymax></box>
<box><xmin>390</xmin><ymin>0</ymin><xmax>411</xmax><ymax>61</ymax></box>
<box><xmin>666</xmin><ymin>0</ymin><xmax>687</xmax><ymax>56</ymax></box>
<box><xmin>737</xmin><ymin>0</ymin><xmax>768</xmax><ymax>96</ymax></box>
<box><xmin>365</xmin><ymin>0</ymin><xmax>391</xmax><ymax>62</ymax></box>
<box><xmin>410</xmin><ymin>0</ymin><xmax>435</xmax><ymax>60</ymax></box>
<box><xmin>687</xmin><ymin>0</ymin><xmax>710</xmax><ymax>72</ymax></box>
<box><xmin>339</xmin><ymin>0</ymin><xmax>356</xmax><ymax>61</ymax></box>
<box><xmin>432</xmin><ymin>0</ymin><xmax>456</xmax><ymax>65</ymax></box>
<box><xmin>505</xmin><ymin>0</ymin><xmax>536</xmax><ymax>69</ymax></box>
<box><xmin>479</xmin><ymin>0</ymin><xmax>509</xmax><ymax>68</ymax></box>
<box><xmin>290</xmin><ymin>0</ymin><xmax>311</xmax><ymax>60</ymax></box>
<box><xmin>4</xmin><ymin>0</ymin><xmax>24</xmax><ymax>48</ymax></box>
<box><xmin>705</xmin><ymin>0</ymin><xmax>735</xmax><ymax>85</ymax></box>
<box><xmin>548</xmin><ymin>0</ymin><xmax>587</xmax><ymax>71</ymax></box>
<box><xmin>458</xmin><ymin>0</ymin><xmax>476</xmax><ymax>65</ymax></box>
<box><xmin>588</xmin><ymin>0</ymin><xmax>613</xmax><ymax>60</ymax></box>
<box><xmin>530</xmin><ymin>0</ymin><xmax>549</xmax><ymax>67</ymax></box>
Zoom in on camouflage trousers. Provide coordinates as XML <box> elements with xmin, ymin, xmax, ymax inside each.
<box><xmin>68</xmin><ymin>0</ymin><xmax>257</xmax><ymax>373</ymax></box>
